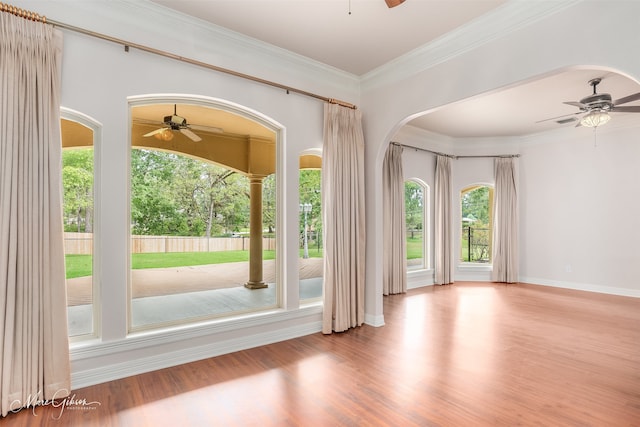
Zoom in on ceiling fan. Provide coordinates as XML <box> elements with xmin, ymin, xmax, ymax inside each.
<box><xmin>540</xmin><ymin>78</ymin><xmax>640</xmax><ymax>128</ymax></box>
<box><xmin>141</xmin><ymin>105</ymin><xmax>222</xmax><ymax>142</ymax></box>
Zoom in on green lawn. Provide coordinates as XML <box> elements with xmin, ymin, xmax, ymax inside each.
<box><xmin>406</xmin><ymin>237</ymin><xmax>423</xmax><ymax>260</ymax></box>
<box><xmin>66</xmin><ymin>249</ymin><xmax>324</xmax><ymax>279</ymax></box>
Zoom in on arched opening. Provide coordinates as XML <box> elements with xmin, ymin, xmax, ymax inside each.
<box><xmin>128</xmin><ymin>96</ymin><xmax>281</xmax><ymax>330</ymax></box>
<box><xmin>299</xmin><ymin>151</ymin><xmax>322</xmax><ymax>302</ymax></box>
<box><xmin>61</xmin><ymin>108</ymin><xmax>101</xmax><ymax>339</ymax></box>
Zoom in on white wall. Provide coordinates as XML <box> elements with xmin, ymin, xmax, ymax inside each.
<box><xmin>362</xmin><ymin>0</ymin><xmax>640</xmax><ymax>324</ymax></box>
<box><xmin>519</xmin><ymin>123</ymin><xmax>640</xmax><ymax>297</ymax></box>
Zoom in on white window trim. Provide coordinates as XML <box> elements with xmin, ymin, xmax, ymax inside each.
<box><xmin>61</xmin><ymin>107</ymin><xmax>103</xmax><ymax>342</ymax></box>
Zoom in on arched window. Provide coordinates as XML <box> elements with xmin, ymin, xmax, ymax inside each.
<box><xmin>129</xmin><ymin>96</ymin><xmax>280</xmax><ymax>331</ymax></box>
<box><xmin>61</xmin><ymin>108</ymin><xmax>100</xmax><ymax>339</ymax></box>
<box><xmin>460</xmin><ymin>185</ymin><xmax>493</xmax><ymax>263</ymax></box>
<box><xmin>405</xmin><ymin>179</ymin><xmax>429</xmax><ymax>270</ymax></box>
<box><xmin>299</xmin><ymin>152</ymin><xmax>322</xmax><ymax>302</ymax></box>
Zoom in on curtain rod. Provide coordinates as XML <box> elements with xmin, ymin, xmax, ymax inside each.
<box><xmin>391</xmin><ymin>142</ymin><xmax>520</xmax><ymax>159</ymax></box>
<box><xmin>0</xmin><ymin>2</ymin><xmax>357</xmax><ymax>110</ymax></box>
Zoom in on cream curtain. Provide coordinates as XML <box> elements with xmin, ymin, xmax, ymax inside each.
<box><xmin>0</xmin><ymin>13</ymin><xmax>70</xmax><ymax>416</ymax></box>
<box><xmin>491</xmin><ymin>158</ymin><xmax>518</xmax><ymax>283</ymax></box>
<box><xmin>382</xmin><ymin>144</ymin><xmax>406</xmax><ymax>295</ymax></box>
<box><xmin>322</xmin><ymin>103</ymin><xmax>365</xmax><ymax>334</ymax></box>
<box><xmin>434</xmin><ymin>155</ymin><xmax>454</xmax><ymax>285</ymax></box>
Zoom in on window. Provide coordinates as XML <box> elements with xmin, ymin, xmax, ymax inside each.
<box><xmin>129</xmin><ymin>100</ymin><xmax>278</xmax><ymax>331</ymax></box>
<box><xmin>405</xmin><ymin>180</ymin><xmax>428</xmax><ymax>270</ymax></box>
<box><xmin>299</xmin><ymin>153</ymin><xmax>322</xmax><ymax>302</ymax></box>
<box><xmin>61</xmin><ymin>110</ymin><xmax>100</xmax><ymax>339</ymax></box>
<box><xmin>460</xmin><ymin>185</ymin><xmax>493</xmax><ymax>263</ymax></box>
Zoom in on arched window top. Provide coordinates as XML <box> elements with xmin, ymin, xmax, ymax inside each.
<box><xmin>61</xmin><ymin>107</ymin><xmax>101</xmax><ymax>149</ymax></box>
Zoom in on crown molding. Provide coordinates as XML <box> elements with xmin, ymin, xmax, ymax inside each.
<box><xmin>118</xmin><ymin>0</ymin><xmax>360</xmax><ymax>94</ymax></box>
<box><xmin>361</xmin><ymin>0</ymin><xmax>583</xmax><ymax>92</ymax></box>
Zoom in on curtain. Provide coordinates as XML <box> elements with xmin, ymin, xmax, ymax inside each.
<box><xmin>382</xmin><ymin>144</ymin><xmax>406</xmax><ymax>295</ymax></box>
<box><xmin>491</xmin><ymin>158</ymin><xmax>518</xmax><ymax>283</ymax></box>
<box><xmin>434</xmin><ymin>155</ymin><xmax>454</xmax><ymax>285</ymax></box>
<box><xmin>322</xmin><ymin>103</ymin><xmax>365</xmax><ymax>334</ymax></box>
<box><xmin>0</xmin><ymin>13</ymin><xmax>70</xmax><ymax>416</ymax></box>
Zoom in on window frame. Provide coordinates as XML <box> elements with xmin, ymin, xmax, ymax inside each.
<box><xmin>61</xmin><ymin>107</ymin><xmax>102</xmax><ymax>342</ymax></box>
<box><xmin>298</xmin><ymin>150</ymin><xmax>323</xmax><ymax>304</ymax></box>
<box><xmin>126</xmin><ymin>94</ymin><xmax>285</xmax><ymax>333</ymax></box>
<box><xmin>459</xmin><ymin>183</ymin><xmax>494</xmax><ymax>266</ymax></box>
<box><xmin>404</xmin><ymin>178</ymin><xmax>430</xmax><ymax>272</ymax></box>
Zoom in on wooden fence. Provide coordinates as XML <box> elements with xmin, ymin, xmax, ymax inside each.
<box><xmin>63</xmin><ymin>233</ymin><xmax>276</xmax><ymax>255</ymax></box>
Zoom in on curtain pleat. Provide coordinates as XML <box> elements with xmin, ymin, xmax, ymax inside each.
<box><xmin>321</xmin><ymin>103</ymin><xmax>365</xmax><ymax>334</ymax></box>
<box><xmin>382</xmin><ymin>144</ymin><xmax>406</xmax><ymax>295</ymax></box>
<box><xmin>434</xmin><ymin>155</ymin><xmax>454</xmax><ymax>285</ymax></box>
<box><xmin>491</xmin><ymin>158</ymin><xmax>518</xmax><ymax>283</ymax></box>
<box><xmin>0</xmin><ymin>13</ymin><xmax>70</xmax><ymax>416</ymax></box>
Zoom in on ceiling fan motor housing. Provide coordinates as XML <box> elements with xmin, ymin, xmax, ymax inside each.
<box><xmin>580</xmin><ymin>93</ymin><xmax>613</xmax><ymax>111</ymax></box>
<box><xmin>164</xmin><ymin>114</ymin><xmax>187</xmax><ymax>127</ymax></box>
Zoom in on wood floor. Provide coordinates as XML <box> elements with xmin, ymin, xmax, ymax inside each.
<box><xmin>6</xmin><ymin>282</ymin><xmax>640</xmax><ymax>426</ymax></box>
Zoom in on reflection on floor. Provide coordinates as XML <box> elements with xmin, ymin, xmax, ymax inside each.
<box><xmin>68</xmin><ymin>277</ymin><xmax>323</xmax><ymax>335</ymax></box>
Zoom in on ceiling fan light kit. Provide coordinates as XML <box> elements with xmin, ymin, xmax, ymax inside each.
<box><xmin>153</xmin><ymin>128</ymin><xmax>174</xmax><ymax>141</ymax></box>
<box><xmin>579</xmin><ymin>110</ymin><xmax>610</xmax><ymax>128</ymax></box>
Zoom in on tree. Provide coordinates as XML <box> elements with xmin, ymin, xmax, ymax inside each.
<box><xmin>263</xmin><ymin>174</ymin><xmax>276</xmax><ymax>235</ymax></box>
<box><xmin>299</xmin><ymin>169</ymin><xmax>322</xmax><ymax>247</ymax></box>
<box><xmin>130</xmin><ymin>149</ymin><xmax>252</xmax><ymax>237</ymax></box>
<box><xmin>130</xmin><ymin>149</ymin><xmax>183</xmax><ymax>235</ymax></box>
<box><xmin>404</xmin><ymin>181</ymin><xmax>423</xmax><ymax>233</ymax></box>
<box><xmin>62</xmin><ymin>149</ymin><xmax>94</xmax><ymax>232</ymax></box>
<box><xmin>461</xmin><ymin>186</ymin><xmax>490</xmax><ymax>226</ymax></box>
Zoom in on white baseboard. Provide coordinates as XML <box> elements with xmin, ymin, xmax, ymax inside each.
<box><xmin>364</xmin><ymin>313</ymin><xmax>385</xmax><ymax>327</ymax></box>
<box><xmin>519</xmin><ymin>276</ymin><xmax>640</xmax><ymax>298</ymax></box>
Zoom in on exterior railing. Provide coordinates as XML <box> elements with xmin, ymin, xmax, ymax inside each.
<box><xmin>462</xmin><ymin>227</ymin><xmax>490</xmax><ymax>262</ymax></box>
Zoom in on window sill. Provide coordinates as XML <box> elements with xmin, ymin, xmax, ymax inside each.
<box><xmin>458</xmin><ymin>262</ymin><xmax>492</xmax><ymax>272</ymax></box>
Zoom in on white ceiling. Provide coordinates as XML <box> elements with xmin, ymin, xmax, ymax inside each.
<box><xmin>150</xmin><ymin>0</ymin><xmax>507</xmax><ymax>76</ymax></box>
<box><xmin>148</xmin><ymin>0</ymin><xmax>640</xmax><ymax>137</ymax></box>
<box><xmin>410</xmin><ymin>69</ymin><xmax>640</xmax><ymax>138</ymax></box>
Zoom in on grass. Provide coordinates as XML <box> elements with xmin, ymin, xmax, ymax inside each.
<box><xmin>65</xmin><ymin>254</ymin><xmax>94</xmax><ymax>279</ymax></box>
<box><xmin>406</xmin><ymin>237</ymin><xmax>423</xmax><ymax>260</ymax></box>
<box><xmin>65</xmin><ymin>249</ymin><xmax>324</xmax><ymax>279</ymax></box>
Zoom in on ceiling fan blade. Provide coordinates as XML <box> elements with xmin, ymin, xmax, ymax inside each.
<box><xmin>563</xmin><ymin>101</ymin><xmax>586</xmax><ymax>109</ymax></box>
<box><xmin>190</xmin><ymin>124</ymin><xmax>224</xmax><ymax>134</ymax></box>
<box><xmin>385</xmin><ymin>0</ymin><xmax>405</xmax><ymax>7</ymax></box>
<box><xmin>143</xmin><ymin>128</ymin><xmax>165</xmax><ymax>137</ymax></box>
<box><xmin>613</xmin><ymin>92</ymin><xmax>640</xmax><ymax>106</ymax></box>
<box><xmin>180</xmin><ymin>128</ymin><xmax>202</xmax><ymax>142</ymax></box>
<box><xmin>612</xmin><ymin>105</ymin><xmax>640</xmax><ymax>113</ymax></box>
<box><xmin>535</xmin><ymin>111</ymin><xmax>582</xmax><ymax>124</ymax></box>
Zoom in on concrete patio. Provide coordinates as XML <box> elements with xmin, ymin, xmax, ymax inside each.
<box><xmin>67</xmin><ymin>258</ymin><xmax>323</xmax><ymax>335</ymax></box>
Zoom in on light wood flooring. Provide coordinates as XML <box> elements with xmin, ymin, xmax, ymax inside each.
<box><xmin>5</xmin><ymin>282</ymin><xmax>640</xmax><ymax>426</ymax></box>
